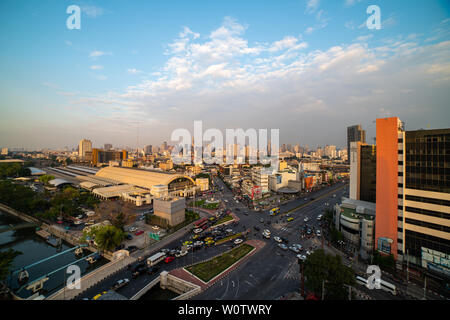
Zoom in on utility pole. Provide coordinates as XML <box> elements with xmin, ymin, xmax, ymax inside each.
<box><xmin>322</xmin><ymin>280</ymin><xmax>325</xmax><ymax>300</ymax></box>
<box><xmin>423</xmin><ymin>275</ymin><xmax>427</xmax><ymax>300</ymax></box>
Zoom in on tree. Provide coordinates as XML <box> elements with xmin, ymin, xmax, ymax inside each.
<box><xmin>304</xmin><ymin>249</ymin><xmax>355</xmax><ymax>300</ymax></box>
<box><xmin>87</xmin><ymin>225</ymin><xmax>125</xmax><ymax>251</ymax></box>
<box><xmin>38</xmin><ymin>174</ymin><xmax>55</xmax><ymax>185</ymax></box>
<box><xmin>0</xmin><ymin>249</ymin><xmax>22</xmax><ymax>281</ymax></box>
<box><xmin>112</xmin><ymin>212</ymin><xmax>126</xmax><ymax>231</ymax></box>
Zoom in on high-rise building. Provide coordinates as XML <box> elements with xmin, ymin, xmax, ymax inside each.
<box><xmin>145</xmin><ymin>145</ymin><xmax>153</xmax><ymax>154</ymax></box>
<box><xmin>89</xmin><ymin>148</ymin><xmax>128</xmax><ymax>166</ymax></box>
<box><xmin>347</xmin><ymin>125</ymin><xmax>366</xmax><ymax>163</ymax></box>
<box><xmin>349</xmin><ymin>142</ymin><xmax>376</xmax><ymax>203</ymax></box>
<box><xmin>251</xmin><ymin>167</ymin><xmax>269</xmax><ymax>193</ymax></box>
<box><xmin>104</xmin><ymin>143</ymin><xmax>113</xmax><ymax>151</ymax></box>
<box><xmin>1</xmin><ymin>148</ymin><xmax>8</xmax><ymax>155</ymax></box>
<box><xmin>375</xmin><ymin>117</ymin><xmax>449</xmax><ymax>281</ymax></box>
<box><xmin>78</xmin><ymin>139</ymin><xmax>92</xmax><ymax>160</ymax></box>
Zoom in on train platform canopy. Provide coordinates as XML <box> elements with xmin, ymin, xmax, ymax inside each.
<box><xmin>92</xmin><ymin>184</ymin><xmax>149</xmax><ymax>199</ymax></box>
<box><xmin>48</xmin><ymin>178</ymin><xmax>73</xmax><ymax>187</ymax></box>
<box><xmin>79</xmin><ymin>181</ymin><xmax>100</xmax><ymax>190</ymax></box>
<box><xmin>29</xmin><ymin>167</ymin><xmax>46</xmax><ymax>176</ymax></box>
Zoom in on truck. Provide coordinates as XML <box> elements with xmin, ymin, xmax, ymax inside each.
<box><xmin>147</xmin><ymin>252</ymin><xmax>166</xmax><ymax>267</ymax></box>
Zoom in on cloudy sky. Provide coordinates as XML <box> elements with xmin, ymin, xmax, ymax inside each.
<box><xmin>0</xmin><ymin>0</ymin><xmax>449</xmax><ymax>150</ymax></box>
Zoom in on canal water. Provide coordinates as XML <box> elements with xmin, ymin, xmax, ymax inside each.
<box><xmin>0</xmin><ymin>210</ymin><xmax>107</xmax><ymax>299</ymax></box>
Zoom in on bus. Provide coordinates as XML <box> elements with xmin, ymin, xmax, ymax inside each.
<box><xmin>194</xmin><ymin>218</ymin><xmax>208</xmax><ymax>229</ymax></box>
<box><xmin>269</xmin><ymin>207</ymin><xmax>280</xmax><ymax>216</ymax></box>
<box><xmin>355</xmin><ymin>276</ymin><xmax>397</xmax><ymax>295</ymax></box>
<box><xmin>147</xmin><ymin>252</ymin><xmax>166</xmax><ymax>267</ymax></box>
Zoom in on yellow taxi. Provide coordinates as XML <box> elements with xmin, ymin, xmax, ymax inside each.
<box><xmin>287</xmin><ymin>217</ymin><xmax>294</xmax><ymax>222</ymax></box>
<box><xmin>93</xmin><ymin>291</ymin><xmax>107</xmax><ymax>300</ymax></box>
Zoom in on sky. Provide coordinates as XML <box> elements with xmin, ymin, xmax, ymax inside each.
<box><xmin>0</xmin><ymin>0</ymin><xmax>449</xmax><ymax>150</ymax></box>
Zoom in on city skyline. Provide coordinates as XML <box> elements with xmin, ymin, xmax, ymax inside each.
<box><xmin>0</xmin><ymin>1</ymin><xmax>449</xmax><ymax>149</ymax></box>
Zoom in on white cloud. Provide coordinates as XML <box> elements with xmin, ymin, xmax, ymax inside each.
<box><xmin>68</xmin><ymin>18</ymin><xmax>450</xmax><ymax>145</ymax></box>
<box><xmin>128</xmin><ymin>68</ymin><xmax>142</xmax><ymax>74</ymax></box>
<box><xmin>89</xmin><ymin>51</ymin><xmax>111</xmax><ymax>58</ymax></box>
<box><xmin>306</xmin><ymin>0</ymin><xmax>320</xmax><ymax>14</ymax></box>
<box><xmin>90</xmin><ymin>65</ymin><xmax>103</xmax><ymax>70</ymax></box>
<box><xmin>81</xmin><ymin>5</ymin><xmax>105</xmax><ymax>18</ymax></box>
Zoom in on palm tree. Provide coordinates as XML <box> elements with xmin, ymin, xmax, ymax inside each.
<box><xmin>94</xmin><ymin>226</ymin><xmax>124</xmax><ymax>251</ymax></box>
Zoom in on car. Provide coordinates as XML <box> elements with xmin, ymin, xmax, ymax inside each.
<box><xmin>333</xmin><ymin>194</ymin><xmax>336</xmax><ymax>198</ymax></box>
<box><xmin>126</xmin><ymin>234</ymin><xmax>133</xmax><ymax>240</ymax></box>
<box><xmin>278</xmin><ymin>243</ymin><xmax>288</xmax><ymax>250</ymax></box>
<box><xmin>297</xmin><ymin>254</ymin><xmax>307</xmax><ymax>261</ymax></box>
<box><xmin>194</xmin><ymin>241</ymin><xmax>204</xmax><ymax>247</ymax></box>
<box><xmin>289</xmin><ymin>246</ymin><xmax>300</xmax><ymax>253</ymax></box>
<box><xmin>175</xmin><ymin>250</ymin><xmax>187</xmax><ymax>258</ymax></box>
<box><xmin>307</xmin><ymin>228</ymin><xmax>312</xmax><ymax>235</ymax></box>
<box><xmin>74</xmin><ymin>220</ymin><xmax>83</xmax><ymax>225</ymax></box>
<box><xmin>111</xmin><ymin>278</ymin><xmax>129</xmax><ymax>290</ymax></box>
<box><xmin>273</xmin><ymin>236</ymin><xmax>282</xmax><ymax>243</ymax></box>
<box><xmin>86</xmin><ymin>211</ymin><xmax>95</xmax><ymax>216</ymax></box>
<box><xmin>287</xmin><ymin>217</ymin><xmax>294</xmax><ymax>222</ymax></box>
<box><xmin>76</xmin><ymin>215</ymin><xmax>84</xmax><ymax>220</ymax></box>
<box><xmin>193</xmin><ymin>228</ymin><xmax>203</xmax><ymax>234</ymax></box>
<box><xmin>92</xmin><ymin>291</ymin><xmax>108</xmax><ymax>300</ymax></box>
<box><xmin>260</xmin><ymin>218</ymin><xmax>264</xmax><ymax>223</ymax></box>
<box><xmin>153</xmin><ymin>225</ymin><xmax>160</xmax><ymax>230</ymax></box>
<box><xmin>306</xmin><ymin>250</ymin><xmax>311</xmax><ymax>255</ymax></box>
<box><xmin>244</xmin><ymin>211</ymin><xmax>249</xmax><ymax>216</ymax></box>
<box><xmin>205</xmin><ymin>240</ymin><xmax>215</xmax><ymax>246</ymax></box>
<box><xmin>169</xmin><ymin>249</ymin><xmax>179</xmax><ymax>256</ymax></box>
<box><xmin>164</xmin><ymin>256</ymin><xmax>175</xmax><ymax>263</ymax></box>
<box><xmin>317</xmin><ymin>214</ymin><xmax>323</xmax><ymax>221</ymax></box>
<box><xmin>304</xmin><ymin>217</ymin><xmax>309</xmax><ymax>222</ymax></box>
<box><xmin>204</xmin><ymin>237</ymin><xmax>214</xmax><ymax>241</ymax></box>
<box><xmin>182</xmin><ymin>241</ymin><xmax>192</xmax><ymax>246</ymax></box>
<box><xmin>147</xmin><ymin>266</ymin><xmax>159</xmax><ymax>275</ymax></box>
<box><xmin>225</xmin><ymin>229</ymin><xmax>233</xmax><ymax>234</ymax></box>
<box><xmin>135</xmin><ymin>230</ymin><xmax>144</xmax><ymax>236</ymax></box>
<box><xmin>126</xmin><ymin>245</ymin><xmax>138</xmax><ymax>253</ymax></box>
<box><xmin>293</xmin><ymin>244</ymin><xmax>303</xmax><ymax>250</ymax></box>
<box><xmin>280</xmin><ymin>237</ymin><xmax>289</xmax><ymax>244</ymax></box>
<box><xmin>264</xmin><ymin>229</ymin><xmax>271</xmax><ymax>235</ymax></box>
<box><xmin>234</xmin><ymin>239</ymin><xmax>243</xmax><ymax>245</ymax></box>
<box><xmin>316</xmin><ymin>230</ymin><xmax>321</xmax><ymax>237</ymax></box>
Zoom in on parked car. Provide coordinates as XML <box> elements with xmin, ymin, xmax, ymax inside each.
<box><xmin>193</xmin><ymin>228</ymin><xmax>203</xmax><ymax>234</ymax></box>
<box><xmin>129</xmin><ymin>227</ymin><xmax>137</xmax><ymax>233</ymax></box>
<box><xmin>289</xmin><ymin>246</ymin><xmax>300</xmax><ymax>253</ymax></box>
<box><xmin>304</xmin><ymin>217</ymin><xmax>309</xmax><ymax>222</ymax></box>
<box><xmin>297</xmin><ymin>254</ymin><xmax>307</xmax><ymax>261</ymax></box>
<box><xmin>126</xmin><ymin>245</ymin><xmax>138</xmax><ymax>253</ymax></box>
<box><xmin>278</xmin><ymin>243</ymin><xmax>288</xmax><ymax>250</ymax></box>
<box><xmin>316</xmin><ymin>230</ymin><xmax>321</xmax><ymax>237</ymax></box>
<box><xmin>234</xmin><ymin>239</ymin><xmax>243</xmax><ymax>245</ymax></box>
<box><xmin>135</xmin><ymin>230</ymin><xmax>144</xmax><ymax>236</ymax></box>
<box><xmin>273</xmin><ymin>236</ymin><xmax>282</xmax><ymax>243</ymax></box>
<box><xmin>126</xmin><ymin>234</ymin><xmax>133</xmax><ymax>240</ymax></box>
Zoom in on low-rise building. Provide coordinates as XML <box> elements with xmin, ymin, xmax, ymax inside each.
<box><xmin>334</xmin><ymin>197</ymin><xmax>376</xmax><ymax>260</ymax></box>
<box><xmin>153</xmin><ymin>197</ymin><xmax>186</xmax><ymax>226</ymax></box>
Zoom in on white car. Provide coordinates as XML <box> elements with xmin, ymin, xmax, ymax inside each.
<box><xmin>316</xmin><ymin>230</ymin><xmax>321</xmax><ymax>237</ymax></box>
<box><xmin>263</xmin><ymin>229</ymin><xmax>271</xmax><ymax>235</ymax></box>
<box><xmin>129</xmin><ymin>227</ymin><xmax>137</xmax><ymax>233</ymax></box>
<box><xmin>297</xmin><ymin>254</ymin><xmax>307</xmax><ymax>261</ymax></box>
<box><xmin>293</xmin><ymin>244</ymin><xmax>303</xmax><ymax>251</ymax></box>
<box><xmin>273</xmin><ymin>236</ymin><xmax>282</xmax><ymax>243</ymax></box>
<box><xmin>175</xmin><ymin>250</ymin><xmax>188</xmax><ymax>258</ymax></box>
<box><xmin>153</xmin><ymin>225</ymin><xmax>160</xmax><ymax>230</ymax></box>
<box><xmin>74</xmin><ymin>220</ymin><xmax>82</xmax><ymax>225</ymax></box>
<box><xmin>278</xmin><ymin>243</ymin><xmax>288</xmax><ymax>250</ymax></box>
<box><xmin>234</xmin><ymin>239</ymin><xmax>243</xmax><ymax>245</ymax></box>
<box><xmin>289</xmin><ymin>246</ymin><xmax>300</xmax><ymax>253</ymax></box>
<box><xmin>262</xmin><ymin>232</ymin><xmax>271</xmax><ymax>239</ymax></box>
<box><xmin>76</xmin><ymin>215</ymin><xmax>83</xmax><ymax>220</ymax></box>
<box><xmin>193</xmin><ymin>228</ymin><xmax>203</xmax><ymax>234</ymax></box>
<box><xmin>86</xmin><ymin>211</ymin><xmax>95</xmax><ymax>216</ymax></box>
<box><xmin>306</xmin><ymin>250</ymin><xmax>311</xmax><ymax>255</ymax></box>
<box><xmin>304</xmin><ymin>217</ymin><xmax>309</xmax><ymax>222</ymax></box>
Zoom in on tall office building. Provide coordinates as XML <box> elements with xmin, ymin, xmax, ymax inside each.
<box><xmin>78</xmin><ymin>139</ymin><xmax>92</xmax><ymax>160</ymax></box>
<box><xmin>144</xmin><ymin>145</ymin><xmax>153</xmax><ymax>154</ymax></box>
<box><xmin>375</xmin><ymin>117</ymin><xmax>449</xmax><ymax>281</ymax></box>
<box><xmin>104</xmin><ymin>143</ymin><xmax>113</xmax><ymax>151</ymax></box>
<box><xmin>347</xmin><ymin>125</ymin><xmax>366</xmax><ymax>163</ymax></box>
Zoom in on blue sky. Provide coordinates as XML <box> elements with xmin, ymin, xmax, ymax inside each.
<box><xmin>0</xmin><ymin>0</ymin><xmax>449</xmax><ymax>150</ymax></box>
